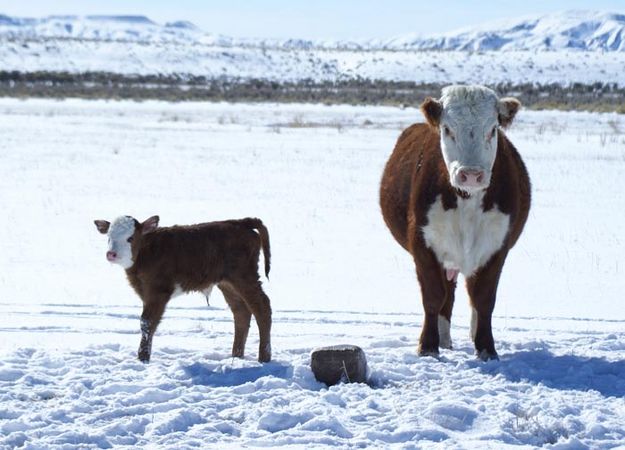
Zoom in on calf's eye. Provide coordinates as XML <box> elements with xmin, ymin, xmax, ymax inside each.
<box><xmin>127</xmin><ymin>236</ymin><xmax>134</xmax><ymax>243</ymax></box>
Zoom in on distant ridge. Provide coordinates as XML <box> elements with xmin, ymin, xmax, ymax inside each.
<box><xmin>383</xmin><ymin>10</ymin><xmax>625</xmax><ymax>51</ymax></box>
<box><xmin>2</xmin><ymin>10</ymin><xmax>625</xmax><ymax>89</ymax></box>
<box><xmin>1</xmin><ymin>10</ymin><xmax>625</xmax><ymax>51</ymax></box>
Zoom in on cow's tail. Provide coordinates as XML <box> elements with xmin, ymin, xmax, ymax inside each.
<box><xmin>242</xmin><ymin>218</ymin><xmax>271</xmax><ymax>278</ymax></box>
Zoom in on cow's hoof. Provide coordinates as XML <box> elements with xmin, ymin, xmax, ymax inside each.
<box><xmin>476</xmin><ymin>349</ymin><xmax>499</xmax><ymax>361</ymax></box>
<box><xmin>258</xmin><ymin>353</ymin><xmax>271</xmax><ymax>363</ymax></box>
<box><xmin>138</xmin><ymin>353</ymin><xmax>151</xmax><ymax>364</ymax></box>
<box><xmin>418</xmin><ymin>347</ymin><xmax>440</xmax><ymax>358</ymax></box>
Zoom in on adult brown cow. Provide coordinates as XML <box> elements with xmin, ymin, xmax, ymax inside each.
<box><xmin>380</xmin><ymin>85</ymin><xmax>530</xmax><ymax>360</ymax></box>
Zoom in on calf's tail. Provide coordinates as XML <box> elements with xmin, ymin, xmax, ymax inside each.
<box><xmin>242</xmin><ymin>218</ymin><xmax>271</xmax><ymax>278</ymax></box>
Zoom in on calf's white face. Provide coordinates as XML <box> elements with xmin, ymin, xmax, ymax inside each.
<box><xmin>94</xmin><ymin>215</ymin><xmax>159</xmax><ymax>269</ymax></box>
<box><xmin>420</xmin><ymin>85</ymin><xmax>520</xmax><ymax>194</ymax></box>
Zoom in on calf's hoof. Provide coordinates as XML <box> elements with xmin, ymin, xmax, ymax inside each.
<box><xmin>476</xmin><ymin>349</ymin><xmax>499</xmax><ymax>361</ymax></box>
<box><xmin>258</xmin><ymin>344</ymin><xmax>271</xmax><ymax>363</ymax></box>
<box><xmin>138</xmin><ymin>351</ymin><xmax>151</xmax><ymax>364</ymax></box>
<box><xmin>418</xmin><ymin>346</ymin><xmax>439</xmax><ymax>358</ymax></box>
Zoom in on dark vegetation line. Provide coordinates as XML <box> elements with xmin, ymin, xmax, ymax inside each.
<box><xmin>0</xmin><ymin>71</ymin><xmax>623</xmax><ymax>113</ymax></box>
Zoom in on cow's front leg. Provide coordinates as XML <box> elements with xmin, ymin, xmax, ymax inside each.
<box><xmin>466</xmin><ymin>251</ymin><xmax>506</xmax><ymax>361</ymax></box>
<box><xmin>138</xmin><ymin>295</ymin><xmax>168</xmax><ymax>363</ymax></box>
<box><xmin>415</xmin><ymin>261</ymin><xmax>447</xmax><ymax>357</ymax></box>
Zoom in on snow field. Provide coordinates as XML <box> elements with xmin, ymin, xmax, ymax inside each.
<box><xmin>0</xmin><ymin>99</ymin><xmax>624</xmax><ymax>448</ymax></box>
<box><xmin>4</xmin><ymin>39</ymin><xmax>625</xmax><ymax>86</ymax></box>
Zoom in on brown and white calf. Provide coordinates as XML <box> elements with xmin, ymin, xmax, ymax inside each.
<box><xmin>380</xmin><ymin>85</ymin><xmax>531</xmax><ymax>360</ymax></box>
<box><xmin>94</xmin><ymin>215</ymin><xmax>272</xmax><ymax>363</ymax></box>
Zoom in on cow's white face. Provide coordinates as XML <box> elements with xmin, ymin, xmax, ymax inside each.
<box><xmin>94</xmin><ymin>215</ymin><xmax>159</xmax><ymax>269</ymax></box>
<box><xmin>420</xmin><ymin>85</ymin><xmax>520</xmax><ymax>194</ymax></box>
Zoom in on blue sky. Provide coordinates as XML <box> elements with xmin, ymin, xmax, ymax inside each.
<box><xmin>1</xmin><ymin>0</ymin><xmax>624</xmax><ymax>40</ymax></box>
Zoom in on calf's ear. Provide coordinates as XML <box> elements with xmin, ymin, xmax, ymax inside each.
<box><xmin>141</xmin><ymin>215</ymin><xmax>160</xmax><ymax>234</ymax></box>
<box><xmin>420</xmin><ymin>97</ymin><xmax>443</xmax><ymax>128</ymax></box>
<box><xmin>498</xmin><ymin>97</ymin><xmax>521</xmax><ymax>128</ymax></box>
<box><xmin>94</xmin><ymin>220</ymin><xmax>110</xmax><ymax>234</ymax></box>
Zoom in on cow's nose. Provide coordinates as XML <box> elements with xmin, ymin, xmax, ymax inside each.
<box><xmin>458</xmin><ymin>168</ymin><xmax>485</xmax><ymax>186</ymax></box>
<box><xmin>106</xmin><ymin>251</ymin><xmax>117</xmax><ymax>261</ymax></box>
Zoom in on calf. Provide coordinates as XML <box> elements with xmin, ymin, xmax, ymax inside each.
<box><xmin>94</xmin><ymin>215</ymin><xmax>272</xmax><ymax>363</ymax></box>
<box><xmin>379</xmin><ymin>85</ymin><xmax>531</xmax><ymax>360</ymax></box>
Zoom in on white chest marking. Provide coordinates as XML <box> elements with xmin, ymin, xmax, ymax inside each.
<box><xmin>422</xmin><ymin>193</ymin><xmax>510</xmax><ymax>277</ymax></box>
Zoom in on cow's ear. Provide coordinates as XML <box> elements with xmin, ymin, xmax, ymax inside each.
<box><xmin>141</xmin><ymin>215</ymin><xmax>159</xmax><ymax>234</ymax></box>
<box><xmin>420</xmin><ymin>97</ymin><xmax>443</xmax><ymax>128</ymax></box>
<box><xmin>94</xmin><ymin>220</ymin><xmax>110</xmax><ymax>234</ymax></box>
<box><xmin>498</xmin><ymin>97</ymin><xmax>521</xmax><ymax>128</ymax></box>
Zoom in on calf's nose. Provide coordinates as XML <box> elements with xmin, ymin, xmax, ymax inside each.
<box><xmin>106</xmin><ymin>251</ymin><xmax>117</xmax><ymax>261</ymax></box>
<box><xmin>458</xmin><ymin>168</ymin><xmax>485</xmax><ymax>186</ymax></box>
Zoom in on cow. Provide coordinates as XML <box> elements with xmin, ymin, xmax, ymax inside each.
<box><xmin>379</xmin><ymin>85</ymin><xmax>530</xmax><ymax>360</ymax></box>
<box><xmin>94</xmin><ymin>215</ymin><xmax>272</xmax><ymax>363</ymax></box>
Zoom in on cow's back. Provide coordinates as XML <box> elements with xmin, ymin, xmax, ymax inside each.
<box><xmin>380</xmin><ymin>123</ymin><xmax>439</xmax><ymax>250</ymax></box>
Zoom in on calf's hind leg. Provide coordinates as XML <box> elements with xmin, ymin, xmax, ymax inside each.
<box><xmin>218</xmin><ymin>282</ymin><xmax>252</xmax><ymax>358</ymax></box>
<box><xmin>232</xmin><ymin>280</ymin><xmax>272</xmax><ymax>363</ymax></box>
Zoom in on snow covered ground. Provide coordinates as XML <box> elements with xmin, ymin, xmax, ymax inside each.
<box><xmin>1</xmin><ymin>99</ymin><xmax>624</xmax><ymax>448</ymax></box>
<box><xmin>4</xmin><ymin>38</ymin><xmax>625</xmax><ymax>86</ymax></box>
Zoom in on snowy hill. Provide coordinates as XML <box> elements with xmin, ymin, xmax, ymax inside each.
<box><xmin>385</xmin><ymin>10</ymin><xmax>625</xmax><ymax>51</ymax></box>
<box><xmin>2</xmin><ymin>10</ymin><xmax>625</xmax><ymax>51</ymax></box>
<box><xmin>2</xmin><ymin>11</ymin><xmax>625</xmax><ymax>85</ymax></box>
<box><xmin>0</xmin><ymin>14</ymin><xmax>203</xmax><ymax>43</ymax></box>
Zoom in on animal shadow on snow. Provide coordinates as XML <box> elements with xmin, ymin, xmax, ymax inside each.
<box><xmin>476</xmin><ymin>349</ymin><xmax>625</xmax><ymax>397</ymax></box>
<box><xmin>183</xmin><ymin>361</ymin><xmax>291</xmax><ymax>387</ymax></box>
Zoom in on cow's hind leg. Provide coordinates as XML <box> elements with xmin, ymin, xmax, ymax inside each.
<box><xmin>218</xmin><ymin>282</ymin><xmax>252</xmax><ymax>358</ymax></box>
<box><xmin>138</xmin><ymin>291</ymin><xmax>169</xmax><ymax>363</ymax></box>
<box><xmin>466</xmin><ymin>252</ymin><xmax>506</xmax><ymax>361</ymax></box>
<box><xmin>232</xmin><ymin>279</ymin><xmax>272</xmax><ymax>363</ymax></box>
<box><xmin>438</xmin><ymin>274</ymin><xmax>457</xmax><ymax>350</ymax></box>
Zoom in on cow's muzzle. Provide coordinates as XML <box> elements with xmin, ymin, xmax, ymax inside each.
<box><xmin>453</xmin><ymin>166</ymin><xmax>490</xmax><ymax>191</ymax></box>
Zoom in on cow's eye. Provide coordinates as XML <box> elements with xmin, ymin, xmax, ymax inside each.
<box><xmin>490</xmin><ymin>126</ymin><xmax>497</xmax><ymax>138</ymax></box>
<box><xmin>443</xmin><ymin>126</ymin><xmax>454</xmax><ymax>140</ymax></box>
<box><xmin>127</xmin><ymin>236</ymin><xmax>134</xmax><ymax>243</ymax></box>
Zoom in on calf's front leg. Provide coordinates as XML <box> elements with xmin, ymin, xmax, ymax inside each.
<box><xmin>138</xmin><ymin>295</ymin><xmax>168</xmax><ymax>363</ymax></box>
